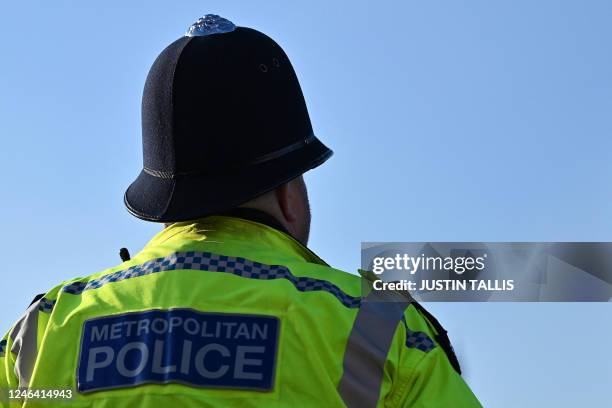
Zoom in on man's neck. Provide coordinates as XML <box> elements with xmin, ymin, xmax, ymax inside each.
<box><xmin>218</xmin><ymin>207</ymin><xmax>292</xmax><ymax>236</ymax></box>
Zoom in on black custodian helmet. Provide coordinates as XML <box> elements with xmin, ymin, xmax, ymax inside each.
<box><xmin>124</xmin><ymin>15</ymin><xmax>332</xmax><ymax>222</ymax></box>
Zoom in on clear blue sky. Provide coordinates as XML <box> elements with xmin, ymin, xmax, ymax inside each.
<box><xmin>1</xmin><ymin>1</ymin><xmax>611</xmax><ymax>406</ymax></box>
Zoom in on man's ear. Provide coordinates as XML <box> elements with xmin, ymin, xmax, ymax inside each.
<box><xmin>275</xmin><ymin>182</ymin><xmax>298</xmax><ymax>223</ymax></box>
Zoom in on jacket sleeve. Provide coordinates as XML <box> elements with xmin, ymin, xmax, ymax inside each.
<box><xmin>390</xmin><ymin>306</ymin><xmax>482</xmax><ymax>408</ymax></box>
<box><xmin>398</xmin><ymin>347</ymin><xmax>482</xmax><ymax>407</ymax></box>
<box><xmin>1</xmin><ymin>330</ymin><xmax>20</xmax><ymax>407</ymax></box>
<box><xmin>0</xmin><ymin>293</ymin><xmax>56</xmax><ymax>408</ymax></box>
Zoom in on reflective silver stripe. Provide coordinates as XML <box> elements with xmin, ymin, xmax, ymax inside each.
<box><xmin>338</xmin><ymin>290</ymin><xmax>410</xmax><ymax>408</ymax></box>
<box><xmin>10</xmin><ymin>299</ymin><xmax>42</xmax><ymax>388</ymax></box>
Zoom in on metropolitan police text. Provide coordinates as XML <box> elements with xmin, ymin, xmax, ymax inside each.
<box><xmin>90</xmin><ymin>315</ymin><xmax>269</xmax><ymax>342</ymax></box>
<box><xmin>84</xmin><ymin>315</ymin><xmax>271</xmax><ymax>384</ymax></box>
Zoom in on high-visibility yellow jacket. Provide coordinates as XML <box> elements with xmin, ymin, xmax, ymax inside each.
<box><xmin>0</xmin><ymin>215</ymin><xmax>481</xmax><ymax>407</ymax></box>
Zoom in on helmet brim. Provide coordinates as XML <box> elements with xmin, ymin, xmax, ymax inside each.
<box><xmin>124</xmin><ymin>135</ymin><xmax>332</xmax><ymax>222</ymax></box>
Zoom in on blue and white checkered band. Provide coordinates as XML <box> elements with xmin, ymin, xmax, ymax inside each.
<box><xmin>38</xmin><ymin>297</ymin><xmax>56</xmax><ymax>313</ymax></box>
<box><xmin>185</xmin><ymin>15</ymin><xmax>236</xmax><ymax>37</ymax></box>
<box><xmin>401</xmin><ymin>317</ymin><xmax>436</xmax><ymax>353</ymax></box>
<box><xmin>62</xmin><ymin>252</ymin><xmax>362</xmax><ymax>309</ymax></box>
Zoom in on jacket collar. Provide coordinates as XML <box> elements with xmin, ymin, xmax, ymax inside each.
<box><xmin>144</xmin><ymin>213</ymin><xmax>329</xmax><ymax>266</ymax></box>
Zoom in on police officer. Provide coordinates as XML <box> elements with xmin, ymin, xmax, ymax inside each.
<box><xmin>0</xmin><ymin>15</ymin><xmax>481</xmax><ymax>407</ymax></box>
